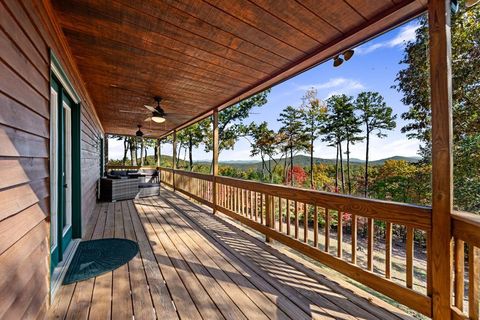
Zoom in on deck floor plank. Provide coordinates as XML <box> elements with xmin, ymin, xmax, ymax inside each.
<box><xmin>150</xmin><ymin>197</ymin><xmax>314</xmax><ymax>320</ymax></box>
<box><xmin>126</xmin><ymin>200</ymin><xmax>179</xmax><ymax>319</ymax></box>
<box><xmin>111</xmin><ymin>202</ymin><xmax>134</xmax><ymax>320</ymax></box>
<box><xmin>136</xmin><ymin>199</ymin><xmax>225</xmax><ymax>320</ymax></box>
<box><xmin>89</xmin><ymin>202</ymin><xmax>115</xmax><ymax>319</ymax></box>
<box><xmin>122</xmin><ymin>200</ymin><xmax>156</xmax><ymax>320</ymax></box>
<box><xmin>139</xmin><ymin>197</ymin><xmax>267</xmax><ymax>320</ymax></box>
<box><xmin>48</xmin><ymin>188</ymin><xmax>413</xmax><ymax>320</ymax></box>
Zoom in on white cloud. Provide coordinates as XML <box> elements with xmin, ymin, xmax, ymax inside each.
<box><xmin>356</xmin><ymin>22</ymin><xmax>420</xmax><ymax>55</ymax></box>
<box><xmin>298</xmin><ymin>77</ymin><xmax>365</xmax><ymax>99</ymax></box>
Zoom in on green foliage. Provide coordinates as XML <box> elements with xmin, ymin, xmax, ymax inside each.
<box><xmin>203</xmin><ymin>90</ymin><xmax>270</xmax><ymax>153</ymax></box>
<box><xmin>395</xmin><ymin>4</ymin><xmax>480</xmax><ymax>212</ymax></box>
<box><xmin>356</xmin><ymin>91</ymin><xmax>397</xmax><ymax>196</ymax></box>
<box><xmin>278</xmin><ymin>105</ymin><xmax>310</xmax><ymax>185</ymax></box>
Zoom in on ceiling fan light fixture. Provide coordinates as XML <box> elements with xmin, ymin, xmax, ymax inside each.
<box><xmin>343</xmin><ymin>49</ymin><xmax>354</xmax><ymax>61</ymax></box>
<box><xmin>333</xmin><ymin>55</ymin><xmax>343</xmax><ymax>67</ymax></box>
<box><xmin>151</xmin><ymin>115</ymin><xmax>166</xmax><ymax>123</ymax></box>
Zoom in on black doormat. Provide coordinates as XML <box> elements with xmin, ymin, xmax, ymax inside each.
<box><xmin>63</xmin><ymin>238</ymin><xmax>139</xmax><ymax>284</ymax></box>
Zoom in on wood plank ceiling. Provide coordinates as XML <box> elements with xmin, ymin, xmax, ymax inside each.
<box><xmin>52</xmin><ymin>0</ymin><xmax>426</xmax><ymax>137</ymax></box>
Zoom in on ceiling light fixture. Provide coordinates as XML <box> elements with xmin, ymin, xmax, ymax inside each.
<box><xmin>333</xmin><ymin>55</ymin><xmax>343</xmax><ymax>67</ymax></box>
<box><xmin>136</xmin><ymin>125</ymin><xmax>144</xmax><ymax>138</ymax></box>
<box><xmin>333</xmin><ymin>49</ymin><xmax>355</xmax><ymax>67</ymax></box>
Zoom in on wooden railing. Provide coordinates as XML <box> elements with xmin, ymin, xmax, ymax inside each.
<box><xmin>159</xmin><ymin>167</ymin><xmax>434</xmax><ymax>317</ymax></box>
<box><xmin>107</xmin><ymin>165</ymin><xmax>158</xmax><ymax>171</ymax></box>
<box><xmin>451</xmin><ymin>211</ymin><xmax>480</xmax><ymax>320</ymax></box>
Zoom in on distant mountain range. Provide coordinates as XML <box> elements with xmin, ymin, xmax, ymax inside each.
<box><xmin>194</xmin><ymin>154</ymin><xmax>420</xmax><ymax>170</ymax></box>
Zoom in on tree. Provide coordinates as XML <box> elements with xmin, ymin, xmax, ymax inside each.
<box><xmin>356</xmin><ymin>91</ymin><xmax>396</xmax><ymax>197</ymax></box>
<box><xmin>300</xmin><ymin>88</ymin><xmax>328</xmax><ymax>189</ymax></box>
<box><xmin>176</xmin><ymin>123</ymin><xmax>204</xmax><ymax>170</ymax></box>
<box><xmin>286</xmin><ymin>165</ymin><xmax>307</xmax><ymax>186</ymax></box>
<box><xmin>324</xmin><ymin>95</ymin><xmax>362</xmax><ymax>194</ymax></box>
<box><xmin>203</xmin><ymin>90</ymin><xmax>270</xmax><ymax>154</ymax></box>
<box><xmin>394</xmin><ymin>5</ymin><xmax>480</xmax><ymax>212</ymax></box>
<box><xmin>278</xmin><ymin>106</ymin><xmax>309</xmax><ymax>186</ymax></box>
<box><xmin>243</xmin><ymin>122</ymin><xmax>279</xmax><ymax>182</ymax></box>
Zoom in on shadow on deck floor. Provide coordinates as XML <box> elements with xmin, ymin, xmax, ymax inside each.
<box><xmin>48</xmin><ymin>187</ymin><xmax>413</xmax><ymax>320</ymax></box>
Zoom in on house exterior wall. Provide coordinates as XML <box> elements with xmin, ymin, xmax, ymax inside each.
<box><xmin>0</xmin><ymin>0</ymin><xmax>103</xmax><ymax>318</ymax></box>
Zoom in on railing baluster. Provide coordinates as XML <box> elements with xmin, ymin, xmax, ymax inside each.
<box><xmin>338</xmin><ymin>211</ymin><xmax>343</xmax><ymax>258</ymax></box>
<box><xmin>385</xmin><ymin>222</ymin><xmax>392</xmax><ymax>278</ymax></box>
<box><xmin>367</xmin><ymin>218</ymin><xmax>374</xmax><ymax>271</ymax></box>
<box><xmin>286</xmin><ymin>199</ymin><xmax>291</xmax><ymax>236</ymax></box>
<box><xmin>254</xmin><ymin>191</ymin><xmax>258</xmax><ymax>221</ymax></box>
<box><xmin>260</xmin><ymin>193</ymin><xmax>264</xmax><ymax>225</ymax></box>
<box><xmin>469</xmin><ymin>244</ymin><xmax>479</xmax><ymax>319</ymax></box>
<box><xmin>325</xmin><ymin>208</ymin><xmax>330</xmax><ymax>253</ymax></box>
<box><xmin>351</xmin><ymin>214</ymin><xmax>357</xmax><ymax>264</ymax></box>
<box><xmin>303</xmin><ymin>203</ymin><xmax>308</xmax><ymax>243</ymax></box>
<box><xmin>279</xmin><ymin>198</ymin><xmax>283</xmax><ymax>233</ymax></box>
<box><xmin>294</xmin><ymin>201</ymin><xmax>299</xmax><ymax>240</ymax></box>
<box><xmin>406</xmin><ymin>226</ymin><xmax>414</xmax><ymax>289</ymax></box>
<box><xmin>313</xmin><ymin>205</ymin><xmax>318</xmax><ymax>248</ymax></box>
<box><xmin>454</xmin><ymin>239</ymin><xmax>464</xmax><ymax>311</ymax></box>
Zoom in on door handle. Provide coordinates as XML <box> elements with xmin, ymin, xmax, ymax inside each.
<box><xmin>64</xmin><ymin>184</ymin><xmax>68</xmax><ymax>188</ymax></box>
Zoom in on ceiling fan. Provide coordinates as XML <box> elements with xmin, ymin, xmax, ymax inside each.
<box><xmin>144</xmin><ymin>96</ymin><xmax>167</xmax><ymax>123</ymax></box>
<box><xmin>119</xmin><ymin>96</ymin><xmax>168</xmax><ymax>123</ymax></box>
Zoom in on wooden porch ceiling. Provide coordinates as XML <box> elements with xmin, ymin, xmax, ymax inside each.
<box><xmin>52</xmin><ymin>0</ymin><xmax>427</xmax><ymax>137</ymax></box>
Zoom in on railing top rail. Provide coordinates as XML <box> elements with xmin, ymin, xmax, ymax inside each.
<box><xmin>107</xmin><ymin>165</ymin><xmax>159</xmax><ymax>170</ymax></box>
<box><xmin>173</xmin><ymin>169</ymin><xmax>214</xmax><ymax>181</ymax></box>
<box><xmin>452</xmin><ymin>210</ymin><xmax>480</xmax><ymax>248</ymax></box>
<box><xmin>158</xmin><ymin>167</ymin><xmax>432</xmax><ymax>230</ymax></box>
<box><xmin>215</xmin><ymin>175</ymin><xmax>432</xmax><ymax>230</ymax></box>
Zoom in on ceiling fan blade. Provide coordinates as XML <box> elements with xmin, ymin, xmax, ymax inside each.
<box><xmin>144</xmin><ymin>117</ymin><xmax>152</xmax><ymax>122</ymax></box>
<box><xmin>144</xmin><ymin>105</ymin><xmax>156</xmax><ymax>112</ymax></box>
<box><xmin>119</xmin><ymin>109</ymin><xmax>144</xmax><ymax>114</ymax></box>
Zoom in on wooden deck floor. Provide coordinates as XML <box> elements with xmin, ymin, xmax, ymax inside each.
<box><xmin>47</xmin><ymin>187</ymin><xmax>413</xmax><ymax>320</ymax></box>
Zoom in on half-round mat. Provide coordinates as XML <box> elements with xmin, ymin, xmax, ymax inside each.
<box><xmin>63</xmin><ymin>238</ymin><xmax>139</xmax><ymax>284</ymax></box>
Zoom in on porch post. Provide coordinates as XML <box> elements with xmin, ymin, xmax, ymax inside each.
<box><xmin>156</xmin><ymin>138</ymin><xmax>161</xmax><ymax>168</ymax></box>
<box><xmin>173</xmin><ymin>130</ymin><xmax>177</xmax><ymax>191</ymax></box>
<box><xmin>212</xmin><ymin>109</ymin><xmax>219</xmax><ymax>214</ymax></box>
<box><xmin>428</xmin><ymin>0</ymin><xmax>453</xmax><ymax>318</ymax></box>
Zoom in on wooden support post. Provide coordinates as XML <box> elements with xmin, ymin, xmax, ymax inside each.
<box><xmin>429</xmin><ymin>0</ymin><xmax>453</xmax><ymax>318</ymax></box>
<box><xmin>156</xmin><ymin>139</ymin><xmax>161</xmax><ymax>168</ymax></box>
<box><xmin>212</xmin><ymin>109</ymin><xmax>219</xmax><ymax>214</ymax></box>
<box><xmin>172</xmin><ymin>130</ymin><xmax>177</xmax><ymax>191</ymax></box>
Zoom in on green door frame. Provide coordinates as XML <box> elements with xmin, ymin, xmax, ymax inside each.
<box><xmin>50</xmin><ymin>52</ymin><xmax>82</xmax><ymax>272</ymax></box>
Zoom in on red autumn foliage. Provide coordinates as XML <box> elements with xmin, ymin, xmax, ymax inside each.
<box><xmin>286</xmin><ymin>165</ymin><xmax>307</xmax><ymax>185</ymax></box>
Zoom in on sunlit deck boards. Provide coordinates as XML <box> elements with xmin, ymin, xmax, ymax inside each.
<box><xmin>48</xmin><ymin>188</ymin><xmax>412</xmax><ymax>320</ymax></box>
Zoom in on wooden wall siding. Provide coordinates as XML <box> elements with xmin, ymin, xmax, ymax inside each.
<box><xmin>0</xmin><ymin>0</ymin><xmax>103</xmax><ymax>318</ymax></box>
<box><xmin>51</xmin><ymin>0</ymin><xmax>427</xmax><ymax>137</ymax></box>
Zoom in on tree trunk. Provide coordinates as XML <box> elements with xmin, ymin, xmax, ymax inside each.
<box><xmin>140</xmin><ymin>138</ymin><xmax>145</xmax><ymax>166</ymax></box>
<box><xmin>154</xmin><ymin>140</ymin><xmax>158</xmax><ymax>165</ymax></box>
<box><xmin>123</xmin><ymin>137</ymin><xmax>128</xmax><ymax>165</ymax></box>
<box><xmin>130</xmin><ymin>139</ymin><xmax>137</xmax><ymax>166</ymax></box>
<box><xmin>290</xmin><ymin>146</ymin><xmax>294</xmax><ymax>186</ymax></box>
<box><xmin>335</xmin><ymin>143</ymin><xmax>339</xmax><ymax>192</ymax></box>
<box><xmin>268</xmin><ymin>157</ymin><xmax>272</xmax><ymax>183</ymax></box>
<box><xmin>189</xmin><ymin>136</ymin><xmax>193</xmax><ymax>171</ymax></box>
<box><xmin>346</xmin><ymin>139</ymin><xmax>351</xmax><ymax>195</ymax></box>
<box><xmin>310</xmin><ymin>136</ymin><xmax>314</xmax><ymax>189</ymax></box>
<box><xmin>144</xmin><ymin>148</ymin><xmax>148</xmax><ymax>165</ymax></box>
<box><xmin>339</xmin><ymin>142</ymin><xmax>345</xmax><ymax>193</ymax></box>
<box><xmin>283</xmin><ymin>155</ymin><xmax>288</xmax><ymax>184</ymax></box>
<box><xmin>364</xmin><ymin>130</ymin><xmax>370</xmax><ymax>197</ymax></box>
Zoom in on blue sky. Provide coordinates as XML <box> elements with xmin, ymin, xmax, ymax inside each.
<box><xmin>109</xmin><ymin>18</ymin><xmax>423</xmax><ymax>162</ymax></box>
